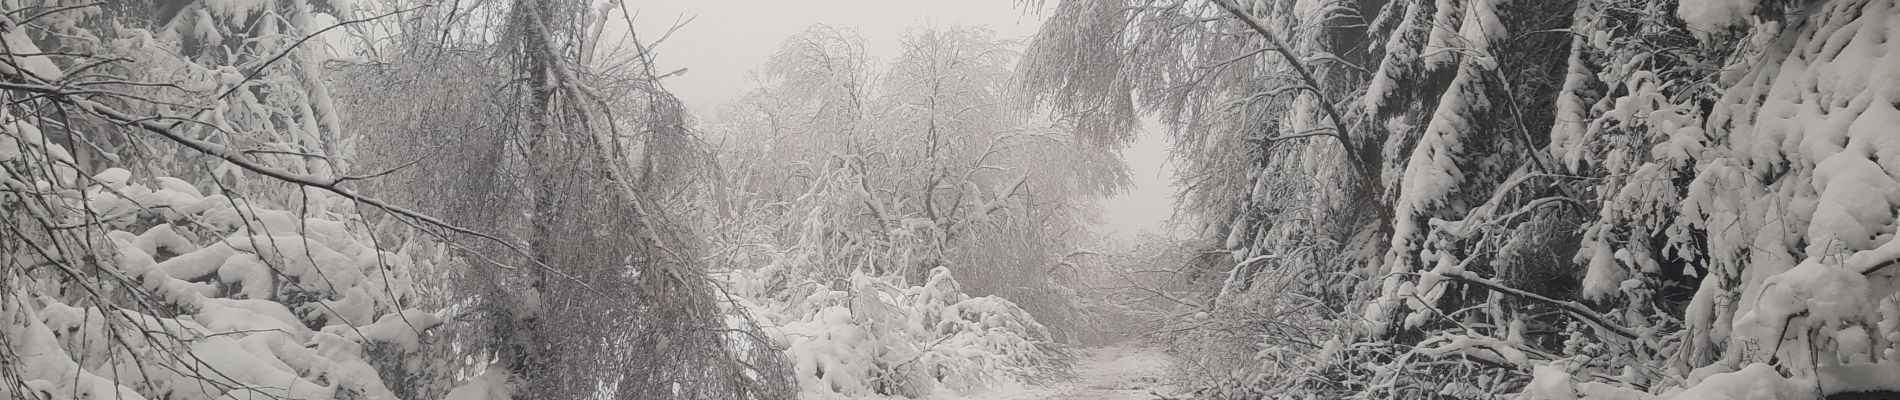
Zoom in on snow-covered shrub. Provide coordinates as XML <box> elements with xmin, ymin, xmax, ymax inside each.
<box><xmin>727</xmin><ymin>267</ymin><xmax>1069</xmax><ymax>398</ymax></box>
<box><xmin>1167</xmin><ymin>255</ymin><xmax>1357</xmax><ymax>399</ymax></box>
<box><xmin>2</xmin><ymin>99</ymin><xmax>439</xmax><ymax>399</ymax></box>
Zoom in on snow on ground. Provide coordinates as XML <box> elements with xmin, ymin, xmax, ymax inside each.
<box><xmin>965</xmin><ymin>346</ymin><xmax>1182</xmax><ymax>400</ymax></box>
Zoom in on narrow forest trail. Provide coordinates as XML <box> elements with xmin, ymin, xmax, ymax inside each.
<box><xmin>988</xmin><ymin>346</ymin><xmax>1181</xmax><ymax>400</ymax></box>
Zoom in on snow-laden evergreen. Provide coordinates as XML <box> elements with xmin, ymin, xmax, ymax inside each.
<box><xmin>1017</xmin><ymin>0</ymin><xmax>1900</xmax><ymax>398</ymax></box>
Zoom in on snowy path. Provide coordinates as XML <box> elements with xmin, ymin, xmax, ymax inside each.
<box><xmin>988</xmin><ymin>346</ymin><xmax>1180</xmax><ymax>400</ymax></box>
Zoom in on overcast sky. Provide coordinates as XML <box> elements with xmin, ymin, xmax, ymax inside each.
<box><xmin>626</xmin><ymin>0</ymin><xmax>1179</xmax><ymax>243</ymax></box>
<box><xmin>627</xmin><ymin>0</ymin><xmax>1041</xmax><ymax>108</ymax></box>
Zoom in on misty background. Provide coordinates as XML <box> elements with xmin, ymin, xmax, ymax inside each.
<box><xmin>631</xmin><ymin>0</ymin><xmax>1179</xmax><ymax>243</ymax></box>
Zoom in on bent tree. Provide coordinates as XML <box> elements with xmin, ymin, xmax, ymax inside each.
<box><xmin>1</xmin><ymin>1</ymin><xmax>791</xmax><ymax>399</ymax></box>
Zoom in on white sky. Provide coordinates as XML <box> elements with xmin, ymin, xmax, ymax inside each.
<box><xmin>627</xmin><ymin>0</ymin><xmax>1042</xmax><ymax>108</ymax></box>
<box><xmin>625</xmin><ymin>0</ymin><xmax>1177</xmax><ymax>242</ymax></box>
<box><xmin>1110</xmin><ymin>125</ymin><xmax>1182</xmax><ymax>243</ymax></box>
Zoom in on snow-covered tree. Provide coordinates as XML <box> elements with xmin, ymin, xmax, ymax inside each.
<box><xmin>1</xmin><ymin>1</ymin><xmax>794</xmax><ymax>400</ymax></box>
<box><xmin>692</xmin><ymin>21</ymin><xmax>1134</xmax><ymax>398</ymax></box>
<box><xmin>1019</xmin><ymin>0</ymin><xmax>1900</xmax><ymax>398</ymax></box>
<box><xmin>0</xmin><ymin>3</ymin><xmax>444</xmax><ymax>399</ymax></box>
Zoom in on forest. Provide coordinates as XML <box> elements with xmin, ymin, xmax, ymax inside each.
<box><xmin>3</xmin><ymin>0</ymin><xmax>1900</xmax><ymax>399</ymax></box>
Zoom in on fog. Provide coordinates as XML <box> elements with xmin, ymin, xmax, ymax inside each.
<box><xmin>633</xmin><ymin>0</ymin><xmax>1178</xmax><ymax>243</ymax></box>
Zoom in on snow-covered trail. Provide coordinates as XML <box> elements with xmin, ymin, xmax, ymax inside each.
<box><xmin>988</xmin><ymin>346</ymin><xmax>1180</xmax><ymax>400</ymax></box>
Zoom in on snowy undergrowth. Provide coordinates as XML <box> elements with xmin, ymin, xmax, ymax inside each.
<box><xmin>3</xmin><ymin>115</ymin><xmax>440</xmax><ymax>400</ymax></box>
<box><xmin>722</xmin><ymin>266</ymin><xmax>1070</xmax><ymax>399</ymax></box>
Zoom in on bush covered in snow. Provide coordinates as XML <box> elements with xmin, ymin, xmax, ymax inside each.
<box><xmin>4</xmin><ymin>1</ymin><xmax>799</xmax><ymax>399</ymax></box>
<box><xmin>724</xmin><ymin>266</ymin><xmax>1071</xmax><ymax>398</ymax></box>
<box><xmin>2</xmin><ymin>164</ymin><xmax>440</xmax><ymax>400</ymax></box>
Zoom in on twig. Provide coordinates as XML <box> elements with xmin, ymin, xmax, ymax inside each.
<box><xmin>208</xmin><ymin>4</ymin><xmax>428</xmax><ymax>104</ymax></box>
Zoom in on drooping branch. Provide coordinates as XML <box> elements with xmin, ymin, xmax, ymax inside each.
<box><xmin>1253</xmin><ymin>127</ymin><xmax>1340</xmax><ymax>143</ymax></box>
<box><xmin>1422</xmin><ymin>271</ymin><xmax>1641</xmax><ymax>340</ymax></box>
<box><xmin>200</xmin><ymin>5</ymin><xmax>428</xmax><ymax>118</ymax></box>
<box><xmin>0</xmin><ymin>78</ymin><xmax>596</xmax><ymax>289</ymax></box>
<box><xmin>1208</xmin><ymin>0</ymin><xmax>1384</xmax><ymax>209</ymax></box>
